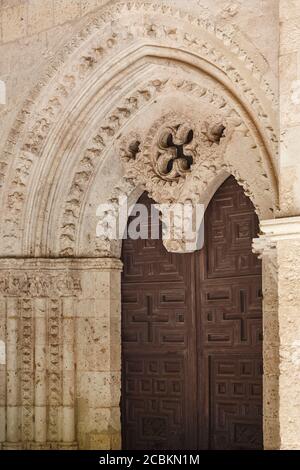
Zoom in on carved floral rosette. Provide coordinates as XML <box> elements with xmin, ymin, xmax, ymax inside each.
<box><xmin>119</xmin><ymin>112</ymin><xmax>227</xmax><ymax>205</ymax></box>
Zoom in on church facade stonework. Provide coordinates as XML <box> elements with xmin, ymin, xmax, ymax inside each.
<box><xmin>0</xmin><ymin>0</ymin><xmax>299</xmax><ymax>450</ymax></box>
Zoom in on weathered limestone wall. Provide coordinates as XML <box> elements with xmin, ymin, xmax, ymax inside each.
<box><xmin>0</xmin><ymin>0</ymin><xmax>279</xmax><ymax>156</ymax></box>
<box><xmin>254</xmin><ymin>218</ymin><xmax>300</xmax><ymax>450</ymax></box>
<box><xmin>0</xmin><ymin>0</ymin><xmax>111</xmax><ymax>152</ymax></box>
<box><xmin>75</xmin><ymin>260</ymin><xmax>122</xmax><ymax>450</ymax></box>
<box><xmin>279</xmin><ymin>1</ymin><xmax>300</xmax><ymax>215</ymax></box>
<box><xmin>268</xmin><ymin>6</ymin><xmax>300</xmax><ymax>448</ymax></box>
<box><xmin>261</xmin><ymin>248</ymin><xmax>280</xmax><ymax>450</ymax></box>
<box><xmin>0</xmin><ymin>258</ymin><xmax>122</xmax><ymax>450</ymax></box>
<box><xmin>277</xmin><ymin>238</ymin><xmax>300</xmax><ymax>449</ymax></box>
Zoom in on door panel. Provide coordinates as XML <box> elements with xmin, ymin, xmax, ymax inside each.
<box><xmin>121</xmin><ymin>193</ymin><xmax>198</xmax><ymax>450</ymax></box>
<box><xmin>196</xmin><ymin>176</ymin><xmax>263</xmax><ymax>450</ymax></box>
<box><xmin>208</xmin><ymin>354</ymin><xmax>263</xmax><ymax>450</ymax></box>
<box><xmin>121</xmin><ymin>177</ymin><xmax>263</xmax><ymax>450</ymax></box>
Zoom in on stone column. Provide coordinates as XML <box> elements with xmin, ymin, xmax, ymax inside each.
<box><xmin>61</xmin><ymin>297</ymin><xmax>76</xmax><ymax>447</ymax></box>
<box><xmin>34</xmin><ymin>298</ymin><xmax>47</xmax><ymax>447</ymax></box>
<box><xmin>254</xmin><ymin>217</ymin><xmax>300</xmax><ymax>450</ymax></box>
<box><xmin>0</xmin><ymin>297</ymin><xmax>6</xmax><ymax>449</ymax></box>
<box><xmin>0</xmin><ymin>257</ymin><xmax>122</xmax><ymax>450</ymax></box>
<box><xmin>253</xmin><ymin>234</ymin><xmax>280</xmax><ymax>450</ymax></box>
<box><xmin>5</xmin><ymin>298</ymin><xmax>21</xmax><ymax>449</ymax></box>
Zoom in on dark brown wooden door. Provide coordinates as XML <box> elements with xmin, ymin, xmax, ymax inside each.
<box><xmin>121</xmin><ymin>192</ymin><xmax>198</xmax><ymax>450</ymax></box>
<box><xmin>196</xmin><ymin>176</ymin><xmax>263</xmax><ymax>450</ymax></box>
<box><xmin>121</xmin><ymin>177</ymin><xmax>263</xmax><ymax>450</ymax></box>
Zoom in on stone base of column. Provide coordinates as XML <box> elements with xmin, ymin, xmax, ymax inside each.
<box><xmin>57</xmin><ymin>442</ymin><xmax>78</xmax><ymax>450</ymax></box>
<box><xmin>84</xmin><ymin>431</ymin><xmax>121</xmax><ymax>450</ymax></box>
<box><xmin>3</xmin><ymin>441</ymin><xmax>79</xmax><ymax>450</ymax></box>
<box><xmin>2</xmin><ymin>442</ymin><xmax>23</xmax><ymax>450</ymax></box>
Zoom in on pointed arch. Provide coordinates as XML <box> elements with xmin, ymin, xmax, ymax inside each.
<box><xmin>0</xmin><ymin>1</ymin><xmax>278</xmax><ymax>258</ymax></box>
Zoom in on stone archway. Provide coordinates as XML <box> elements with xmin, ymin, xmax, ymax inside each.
<box><xmin>0</xmin><ymin>1</ymin><xmax>280</xmax><ymax>451</ymax></box>
<box><xmin>0</xmin><ymin>1</ymin><xmax>278</xmax><ymax>259</ymax></box>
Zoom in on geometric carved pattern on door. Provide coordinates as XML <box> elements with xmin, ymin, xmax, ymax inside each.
<box><xmin>122</xmin><ymin>193</ymin><xmax>196</xmax><ymax>450</ymax></box>
<box><xmin>123</xmin><ymin>355</ymin><xmax>186</xmax><ymax>450</ymax></box>
<box><xmin>197</xmin><ymin>176</ymin><xmax>263</xmax><ymax>450</ymax></box>
<box><xmin>201</xmin><ymin>278</ymin><xmax>262</xmax><ymax>345</ymax></box>
<box><xmin>206</xmin><ymin>176</ymin><xmax>262</xmax><ymax>278</ymax></box>
<box><xmin>121</xmin><ymin>177</ymin><xmax>263</xmax><ymax>450</ymax></box>
<box><xmin>209</xmin><ymin>355</ymin><xmax>263</xmax><ymax>450</ymax></box>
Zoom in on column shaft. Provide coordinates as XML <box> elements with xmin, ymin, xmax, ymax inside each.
<box><xmin>34</xmin><ymin>298</ymin><xmax>47</xmax><ymax>444</ymax></box>
<box><xmin>62</xmin><ymin>298</ymin><xmax>76</xmax><ymax>444</ymax></box>
<box><xmin>6</xmin><ymin>298</ymin><xmax>20</xmax><ymax>444</ymax></box>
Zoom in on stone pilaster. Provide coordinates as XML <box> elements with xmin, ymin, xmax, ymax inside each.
<box><xmin>0</xmin><ymin>257</ymin><xmax>122</xmax><ymax>450</ymax></box>
<box><xmin>254</xmin><ymin>216</ymin><xmax>300</xmax><ymax>450</ymax></box>
<box><xmin>74</xmin><ymin>259</ymin><xmax>122</xmax><ymax>450</ymax></box>
<box><xmin>279</xmin><ymin>1</ymin><xmax>300</xmax><ymax>216</ymax></box>
<box><xmin>253</xmin><ymin>234</ymin><xmax>279</xmax><ymax>450</ymax></box>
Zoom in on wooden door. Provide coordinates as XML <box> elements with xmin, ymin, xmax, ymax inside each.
<box><xmin>121</xmin><ymin>193</ymin><xmax>198</xmax><ymax>450</ymax></box>
<box><xmin>121</xmin><ymin>177</ymin><xmax>263</xmax><ymax>450</ymax></box>
<box><xmin>196</xmin><ymin>176</ymin><xmax>263</xmax><ymax>450</ymax></box>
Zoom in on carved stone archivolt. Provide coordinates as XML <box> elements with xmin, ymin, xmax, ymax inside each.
<box><xmin>76</xmin><ymin>65</ymin><xmax>278</xmax><ymax>259</ymax></box>
<box><xmin>0</xmin><ymin>1</ymin><xmax>278</xmax><ymax>258</ymax></box>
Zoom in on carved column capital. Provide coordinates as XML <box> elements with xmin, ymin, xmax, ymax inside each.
<box><xmin>253</xmin><ymin>216</ymin><xmax>300</xmax><ymax>258</ymax></box>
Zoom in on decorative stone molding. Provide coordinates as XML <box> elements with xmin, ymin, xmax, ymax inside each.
<box><xmin>259</xmin><ymin>217</ymin><xmax>300</xmax><ymax>241</ymax></box>
<box><xmin>150</xmin><ymin>121</ymin><xmax>196</xmax><ymax>182</ymax></box>
<box><xmin>116</xmin><ymin>84</ymin><xmax>273</xmax><ymax>209</ymax></box>
<box><xmin>253</xmin><ymin>216</ymin><xmax>300</xmax><ymax>260</ymax></box>
<box><xmin>119</xmin><ymin>112</ymin><xmax>226</xmax><ymax>195</ymax></box>
<box><xmin>0</xmin><ymin>1</ymin><xmax>278</xmax><ymax>258</ymax></box>
<box><xmin>0</xmin><ymin>257</ymin><xmax>123</xmax><ymax>451</ymax></box>
<box><xmin>0</xmin><ymin>272</ymin><xmax>81</xmax><ymax>298</ymax></box>
<box><xmin>50</xmin><ymin>72</ymin><xmax>276</xmax><ymax>257</ymax></box>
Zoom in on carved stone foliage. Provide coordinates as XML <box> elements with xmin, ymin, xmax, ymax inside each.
<box><xmin>0</xmin><ymin>1</ymin><xmax>278</xmax><ymax>258</ymax></box>
<box><xmin>20</xmin><ymin>299</ymin><xmax>34</xmax><ymax>443</ymax></box>
<box><xmin>58</xmin><ymin>79</ymin><xmax>231</xmax><ymax>256</ymax></box>
<box><xmin>0</xmin><ymin>273</ymin><xmax>82</xmax><ymax>297</ymax></box>
<box><xmin>1</xmin><ymin>269</ymin><xmax>75</xmax><ymax>449</ymax></box>
<box><xmin>81</xmin><ymin>68</ymin><xmax>277</xmax><ymax>258</ymax></box>
<box><xmin>201</xmin><ymin>121</ymin><xmax>226</xmax><ymax>146</ymax></box>
<box><xmin>47</xmin><ymin>299</ymin><xmax>61</xmax><ymax>442</ymax></box>
<box><xmin>49</xmin><ymin>67</ymin><xmax>276</xmax><ymax>258</ymax></box>
<box><xmin>0</xmin><ymin>258</ymin><xmax>122</xmax><ymax>450</ymax></box>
